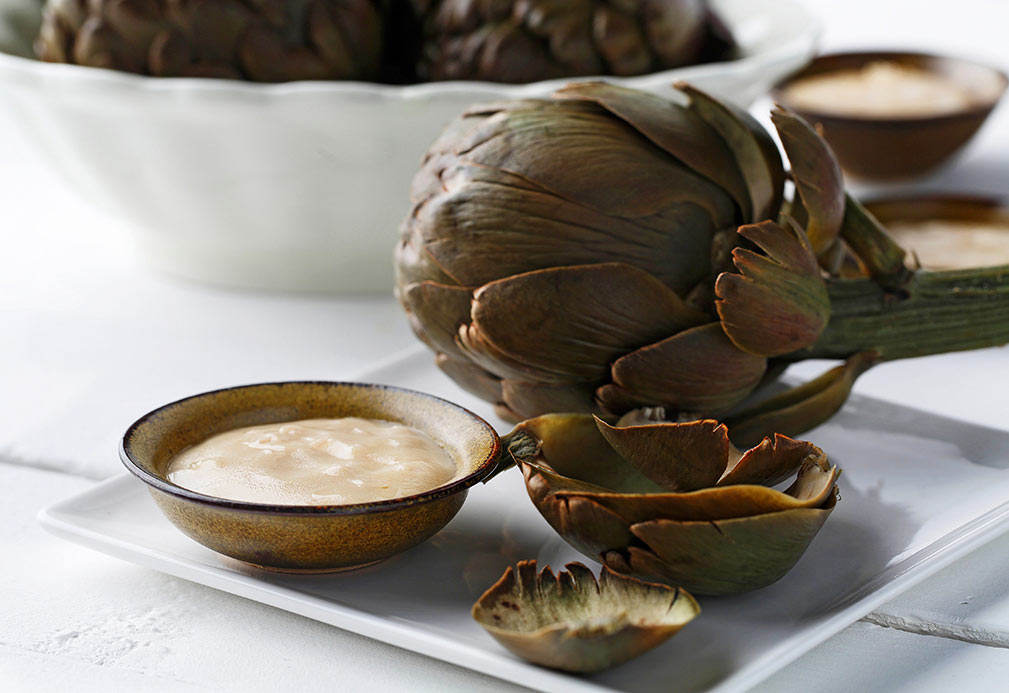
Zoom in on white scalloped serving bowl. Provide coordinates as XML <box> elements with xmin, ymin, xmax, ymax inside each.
<box><xmin>0</xmin><ymin>0</ymin><xmax>817</xmax><ymax>293</ymax></box>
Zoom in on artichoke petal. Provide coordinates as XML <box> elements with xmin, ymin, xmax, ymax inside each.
<box><xmin>676</xmin><ymin>81</ymin><xmax>785</xmax><ymax>222</ymax></box>
<box><xmin>610</xmin><ymin>322</ymin><xmax>767</xmax><ymax>413</ymax></box>
<box><xmin>724</xmin><ymin>350</ymin><xmax>880</xmax><ymax>448</ymax></box>
<box><xmin>502</xmin><ymin>380</ymin><xmax>600</xmax><ymax>420</ymax></box>
<box><xmin>434</xmin><ymin>353</ymin><xmax>503</xmax><ymax>404</ymax></box>
<box><xmin>715</xmin><ymin>220</ymin><xmax>830</xmax><ymax>356</ymax></box>
<box><xmin>555</xmin><ymin>81</ymin><xmax>751</xmax><ymax>221</ymax></box>
<box><xmin>770</xmin><ymin>108</ymin><xmax>845</xmax><ymax>257</ymax></box>
<box><xmin>466</xmin><ymin>263</ymin><xmax>706</xmax><ymax>384</ymax></box>
<box><xmin>403</xmin><ymin>281</ymin><xmax>472</xmax><ymax>358</ymax></box>
<box><xmin>628</xmin><ymin>499</ymin><xmax>837</xmax><ymax>594</ymax></box>
<box><xmin>719</xmin><ymin>434</ymin><xmax>824</xmax><ymax>488</ymax></box>
<box><xmin>594</xmin><ymin>417</ymin><xmax>729</xmax><ymax>492</ymax></box>
<box><xmin>471</xmin><ymin>560</ymin><xmax>699</xmax><ymax>673</ymax></box>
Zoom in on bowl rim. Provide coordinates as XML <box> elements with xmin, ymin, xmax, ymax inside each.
<box><xmin>120</xmin><ymin>380</ymin><xmax>502</xmax><ymax>516</ymax></box>
<box><xmin>0</xmin><ymin>0</ymin><xmax>819</xmax><ymax>101</ymax></box>
<box><xmin>771</xmin><ymin>49</ymin><xmax>1009</xmax><ymax>125</ymax></box>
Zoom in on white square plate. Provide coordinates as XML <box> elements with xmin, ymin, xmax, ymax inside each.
<box><xmin>39</xmin><ymin>348</ymin><xmax>1009</xmax><ymax>693</ymax></box>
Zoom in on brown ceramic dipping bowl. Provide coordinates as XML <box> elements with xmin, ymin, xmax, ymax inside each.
<box><xmin>772</xmin><ymin>51</ymin><xmax>1008</xmax><ymax>180</ymax></box>
<box><xmin>865</xmin><ymin>194</ymin><xmax>1009</xmax><ymax>269</ymax></box>
<box><xmin>120</xmin><ymin>382</ymin><xmax>501</xmax><ymax>572</ymax></box>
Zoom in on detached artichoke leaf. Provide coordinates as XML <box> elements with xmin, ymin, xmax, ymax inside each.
<box><xmin>594</xmin><ymin>417</ymin><xmax>729</xmax><ymax>492</ymax></box>
<box><xmin>770</xmin><ymin>108</ymin><xmax>845</xmax><ymax>257</ymax></box>
<box><xmin>608</xmin><ymin>322</ymin><xmax>767</xmax><ymax>414</ymax></box>
<box><xmin>676</xmin><ymin>82</ymin><xmax>785</xmax><ymax>222</ymax></box>
<box><xmin>720</xmin><ymin>434</ymin><xmax>825</xmax><ymax>488</ymax></box>
<box><xmin>725</xmin><ymin>350</ymin><xmax>880</xmax><ymax>448</ymax></box>
<box><xmin>555</xmin><ymin>81</ymin><xmax>752</xmax><ymax>220</ymax></box>
<box><xmin>465</xmin><ymin>263</ymin><xmax>706</xmax><ymax>383</ymax></box>
<box><xmin>626</xmin><ymin>499</ymin><xmax>837</xmax><ymax>594</ymax></box>
<box><xmin>715</xmin><ymin>220</ymin><xmax>830</xmax><ymax>357</ymax></box>
<box><xmin>471</xmin><ymin>560</ymin><xmax>700</xmax><ymax>673</ymax></box>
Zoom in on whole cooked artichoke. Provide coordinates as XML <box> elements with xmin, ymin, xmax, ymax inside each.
<box><xmin>411</xmin><ymin>0</ymin><xmax>732</xmax><ymax>83</ymax></box>
<box><xmin>397</xmin><ymin>82</ymin><xmax>1009</xmax><ymax>438</ymax></box>
<box><xmin>36</xmin><ymin>0</ymin><xmax>386</xmax><ymax>81</ymax></box>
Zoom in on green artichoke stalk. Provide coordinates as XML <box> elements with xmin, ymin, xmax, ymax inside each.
<box><xmin>36</xmin><ymin>0</ymin><xmax>387</xmax><ymax>81</ymax></box>
<box><xmin>502</xmin><ymin>411</ymin><xmax>839</xmax><ymax>595</ymax></box>
<box><xmin>396</xmin><ymin>81</ymin><xmax>1009</xmax><ymax>443</ymax></box>
<box><xmin>410</xmin><ymin>0</ymin><xmax>732</xmax><ymax>83</ymax></box>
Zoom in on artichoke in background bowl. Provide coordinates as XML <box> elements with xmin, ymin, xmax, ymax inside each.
<box><xmin>503</xmin><ymin>411</ymin><xmax>839</xmax><ymax>594</ymax></box>
<box><xmin>411</xmin><ymin>0</ymin><xmax>733</xmax><ymax>84</ymax></box>
<box><xmin>397</xmin><ymin>81</ymin><xmax>1009</xmax><ymax>441</ymax></box>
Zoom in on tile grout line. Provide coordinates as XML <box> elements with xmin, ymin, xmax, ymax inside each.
<box><xmin>861</xmin><ymin>612</ymin><xmax>1009</xmax><ymax>649</ymax></box>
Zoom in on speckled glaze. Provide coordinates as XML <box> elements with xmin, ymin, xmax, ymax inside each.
<box><xmin>120</xmin><ymin>382</ymin><xmax>501</xmax><ymax>572</ymax></box>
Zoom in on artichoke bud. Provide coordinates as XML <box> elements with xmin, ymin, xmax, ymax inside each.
<box><xmin>508</xmin><ymin>413</ymin><xmax>839</xmax><ymax>595</ymax></box>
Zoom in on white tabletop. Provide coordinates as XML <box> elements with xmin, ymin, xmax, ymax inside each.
<box><xmin>3</xmin><ymin>0</ymin><xmax>1009</xmax><ymax>691</ymax></box>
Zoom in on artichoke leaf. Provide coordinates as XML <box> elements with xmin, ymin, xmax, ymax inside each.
<box><xmin>403</xmin><ymin>281</ymin><xmax>473</xmax><ymax>358</ymax></box>
<box><xmin>609</xmin><ymin>322</ymin><xmax>767</xmax><ymax>413</ymax></box>
<box><xmin>715</xmin><ymin>220</ymin><xmax>830</xmax><ymax>357</ymax></box>
<box><xmin>465</xmin><ymin>263</ymin><xmax>706</xmax><ymax>383</ymax></box>
<box><xmin>770</xmin><ymin>108</ymin><xmax>845</xmax><ymax>257</ymax></box>
<box><xmin>554</xmin><ymin>81</ymin><xmax>752</xmax><ymax>220</ymax></box>
<box><xmin>627</xmin><ymin>499</ymin><xmax>837</xmax><ymax>594</ymax></box>
<box><xmin>502</xmin><ymin>380</ymin><xmax>600</xmax><ymax>420</ymax></box>
<box><xmin>676</xmin><ymin>81</ymin><xmax>785</xmax><ymax>222</ymax></box>
<box><xmin>471</xmin><ymin>560</ymin><xmax>699</xmax><ymax>673</ymax></box>
<box><xmin>434</xmin><ymin>353</ymin><xmax>503</xmax><ymax>404</ymax></box>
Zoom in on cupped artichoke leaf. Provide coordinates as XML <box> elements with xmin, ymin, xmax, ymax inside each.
<box><xmin>609</xmin><ymin>322</ymin><xmax>767</xmax><ymax>414</ymax></box>
<box><xmin>403</xmin><ymin>281</ymin><xmax>473</xmax><ymax>358</ymax></box>
<box><xmin>466</xmin><ymin>263</ymin><xmax>707</xmax><ymax>383</ymax></box>
<box><xmin>715</xmin><ymin>220</ymin><xmax>830</xmax><ymax>357</ymax></box>
<box><xmin>594</xmin><ymin>417</ymin><xmax>729</xmax><ymax>492</ymax></box>
<box><xmin>770</xmin><ymin>108</ymin><xmax>845</xmax><ymax>257</ymax></box>
<box><xmin>627</xmin><ymin>500</ymin><xmax>837</xmax><ymax>594</ymax></box>
<box><xmin>719</xmin><ymin>434</ymin><xmax>824</xmax><ymax>488</ymax></box>
<box><xmin>409</xmin><ymin>163</ymin><xmax>717</xmax><ymax>293</ymax></box>
<box><xmin>510</xmin><ymin>413</ymin><xmax>664</xmax><ymax>494</ymax></box>
<box><xmin>724</xmin><ymin>351</ymin><xmax>880</xmax><ymax>448</ymax></box>
<box><xmin>450</xmin><ymin>99</ymin><xmax>739</xmax><ymax>222</ymax></box>
<box><xmin>471</xmin><ymin>560</ymin><xmax>699</xmax><ymax>673</ymax></box>
<box><xmin>435</xmin><ymin>353</ymin><xmax>503</xmax><ymax>404</ymax></box>
<box><xmin>555</xmin><ymin>81</ymin><xmax>752</xmax><ymax>220</ymax></box>
<box><xmin>676</xmin><ymin>82</ymin><xmax>785</xmax><ymax>223</ymax></box>
<box><xmin>502</xmin><ymin>380</ymin><xmax>600</xmax><ymax>420</ymax></box>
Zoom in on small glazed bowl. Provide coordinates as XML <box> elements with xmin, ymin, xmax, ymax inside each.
<box><xmin>773</xmin><ymin>51</ymin><xmax>1008</xmax><ymax>180</ymax></box>
<box><xmin>120</xmin><ymin>381</ymin><xmax>501</xmax><ymax>572</ymax></box>
<box><xmin>865</xmin><ymin>194</ymin><xmax>1009</xmax><ymax>270</ymax></box>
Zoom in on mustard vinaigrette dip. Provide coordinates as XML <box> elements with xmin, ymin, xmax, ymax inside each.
<box><xmin>166</xmin><ymin>417</ymin><xmax>458</xmax><ymax>505</ymax></box>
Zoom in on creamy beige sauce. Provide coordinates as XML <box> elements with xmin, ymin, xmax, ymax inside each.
<box><xmin>784</xmin><ymin>62</ymin><xmax>983</xmax><ymax>117</ymax></box>
<box><xmin>166</xmin><ymin>417</ymin><xmax>457</xmax><ymax>505</ymax></box>
<box><xmin>886</xmin><ymin>219</ymin><xmax>1009</xmax><ymax>269</ymax></box>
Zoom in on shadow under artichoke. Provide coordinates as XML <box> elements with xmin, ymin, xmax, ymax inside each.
<box><xmin>504</xmin><ymin>412</ymin><xmax>840</xmax><ymax>596</ymax></box>
<box><xmin>472</xmin><ymin>560</ymin><xmax>700</xmax><ymax>673</ymax></box>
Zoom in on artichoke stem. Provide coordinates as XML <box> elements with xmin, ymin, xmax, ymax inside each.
<box><xmin>799</xmin><ymin>265</ymin><xmax>1009</xmax><ymax>360</ymax></box>
<box><xmin>481</xmin><ymin>428</ymin><xmax>539</xmax><ymax>483</ymax></box>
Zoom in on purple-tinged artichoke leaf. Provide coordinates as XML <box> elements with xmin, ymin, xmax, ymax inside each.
<box><xmin>403</xmin><ymin>281</ymin><xmax>473</xmax><ymax>358</ymax></box>
<box><xmin>715</xmin><ymin>220</ymin><xmax>830</xmax><ymax>356</ymax></box>
<box><xmin>610</xmin><ymin>323</ymin><xmax>767</xmax><ymax>414</ymax></box>
<box><xmin>555</xmin><ymin>81</ymin><xmax>752</xmax><ymax>220</ymax></box>
<box><xmin>739</xmin><ymin>217</ymin><xmax>820</xmax><ymax>277</ymax></box>
<box><xmin>594</xmin><ymin>417</ymin><xmax>729</xmax><ymax>492</ymax></box>
<box><xmin>502</xmin><ymin>380</ymin><xmax>600</xmax><ymax>419</ymax></box>
<box><xmin>725</xmin><ymin>351</ymin><xmax>880</xmax><ymax>448</ymax></box>
<box><xmin>435</xmin><ymin>353</ymin><xmax>502</xmax><ymax>404</ymax></box>
<box><xmin>466</xmin><ymin>263</ymin><xmax>707</xmax><ymax>383</ymax></box>
<box><xmin>676</xmin><ymin>82</ymin><xmax>785</xmax><ymax>222</ymax></box>
<box><xmin>771</xmin><ymin>107</ymin><xmax>845</xmax><ymax>257</ymax></box>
